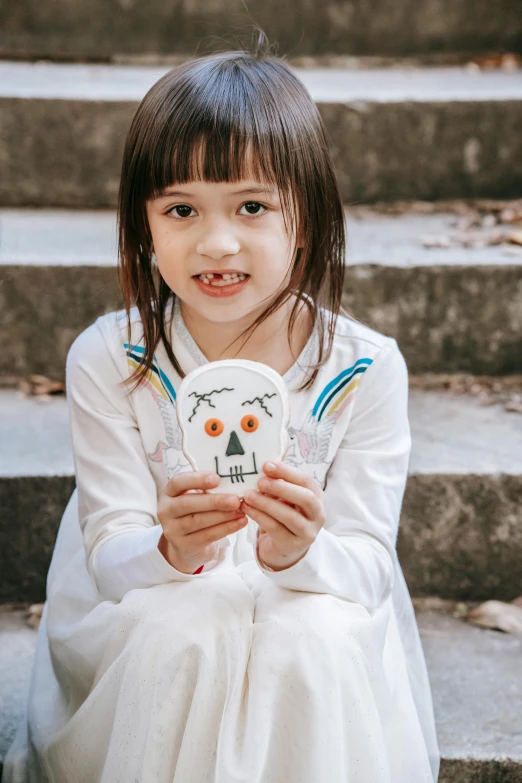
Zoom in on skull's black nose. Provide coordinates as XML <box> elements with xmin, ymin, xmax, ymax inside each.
<box><xmin>226</xmin><ymin>430</ymin><xmax>245</xmax><ymax>457</ymax></box>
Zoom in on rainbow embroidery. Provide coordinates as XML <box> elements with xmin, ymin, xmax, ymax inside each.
<box><xmin>124</xmin><ymin>343</ymin><xmax>177</xmax><ymax>405</ymax></box>
<box><xmin>311</xmin><ymin>358</ymin><xmax>373</xmax><ymax>421</ymax></box>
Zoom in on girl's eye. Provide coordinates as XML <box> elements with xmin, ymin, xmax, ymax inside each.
<box><xmin>205</xmin><ymin>418</ymin><xmax>224</xmax><ymax>437</ymax></box>
<box><xmin>241</xmin><ymin>414</ymin><xmax>259</xmax><ymax>433</ymax></box>
<box><xmin>166</xmin><ymin>202</ymin><xmax>267</xmax><ymax>220</ymax></box>
<box><xmin>168</xmin><ymin>204</ymin><xmax>194</xmax><ymax>219</ymax></box>
<box><xmin>238</xmin><ymin>201</ymin><xmax>267</xmax><ymax>217</ymax></box>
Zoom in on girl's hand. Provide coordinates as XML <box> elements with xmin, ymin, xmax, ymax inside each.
<box><xmin>240</xmin><ymin>461</ymin><xmax>326</xmax><ymax>571</ymax></box>
<box><xmin>157</xmin><ymin>472</ymin><xmax>248</xmax><ymax>574</ymax></box>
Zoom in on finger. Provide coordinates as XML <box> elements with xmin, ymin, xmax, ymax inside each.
<box><xmin>170</xmin><ymin>491</ymin><xmax>240</xmax><ymax>520</ymax></box>
<box><xmin>184</xmin><ymin>514</ymin><xmax>248</xmax><ymax>549</ymax></box>
<box><xmin>177</xmin><ymin>509</ymin><xmax>247</xmax><ymax>537</ymax></box>
<box><xmin>240</xmin><ymin>502</ymin><xmax>293</xmax><ymax>541</ymax></box>
<box><xmin>242</xmin><ymin>491</ymin><xmax>307</xmax><ymax>538</ymax></box>
<box><xmin>257</xmin><ymin>476</ymin><xmax>321</xmax><ymax>521</ymax></box>
<box><xmin>165</xmin><ymin>471</ymin><xmax>219</xmax><ymax>497</ymax></box>
<box><xmin>263</xmin><ymin>461</ymin><xmax>322</xmax><ymax>497</ymax></box>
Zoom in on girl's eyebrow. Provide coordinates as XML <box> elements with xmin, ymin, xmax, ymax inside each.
<box><xmin>155</xmin><ymin>186</ymin><xmax>277</xmax><ymax>199</ymax></box>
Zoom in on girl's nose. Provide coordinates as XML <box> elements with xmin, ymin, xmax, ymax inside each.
<box><xmin>196</xmin><ymin>228</ymin><xmax>240</xmax><ymax>260</ymax></box>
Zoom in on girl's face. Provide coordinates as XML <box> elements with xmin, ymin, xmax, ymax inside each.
<box><xmin>146</xmin><ymin>173</ymin><xmax>300</xmax><ymax>327</ymax></box>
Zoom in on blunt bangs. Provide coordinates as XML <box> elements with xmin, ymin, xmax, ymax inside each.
<box><xmin>136</xmin><ymin>53</ymin><xmax>325</xmax><ymax>237</ymax></box>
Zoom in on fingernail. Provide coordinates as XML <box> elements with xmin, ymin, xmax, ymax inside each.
<box><xmin>205</xmin><ymin>474</ymin><xmax>218</xmax><ymax>486</ymax></box>
<box><xmin>265</xmin><ymin>462</ymin><xmax>276</xmax><ymax>473</ymax></box>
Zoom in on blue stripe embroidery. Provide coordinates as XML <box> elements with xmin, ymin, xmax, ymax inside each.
<box><xmin>124</xmin><ymin>343</ymin><xmax>176</xmax><ymax>404</ymax></box>
<box><xmin>312</xmin><ymin>358</ymin><xmax>372</xmax><ymax>420</ymax></box>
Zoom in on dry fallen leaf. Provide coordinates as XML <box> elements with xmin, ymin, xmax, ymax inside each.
<box><xmin>17</xmin><ymin>374</ymin><xmax>65</xmax><ymax>397</ymax></box>
<box><xmin>500</xmin><ymin>206</ymin><xmax>522</xmax><ymax>224</ymax></box>
<box><xmin>26</xmin><ymin>602</ymin><xmax>45</xmax><ymax>630</ymax></box>
<box><xmin>466</xmin><ymin>600</ymin><xmax>522</xmax><ymax>635</ymax></box>
<box><xmin>505</xmin><ymin>394</ymin><xmax>522</xmax><ymax>413</ymax></box>
<box><xmin>411</xmin><ymin>596</ymin><xmax>479</xmax><ymax>618</ymax></box>
<box><xmin>408</xmin><ymin>373</ymin><xmax>522</xmax><ymax>413</ymax></box>
<box><xmin>507</xmin><ymin>231</ymin><xmax>522</xmax><ymax>247</ymax></box>
<box><xmin>468</xmin><ymin>53</ymin><xmax>522</xmax><ymax>71</ymax></box>
<box><xmin>423</xmin><ymin>227</ymin><xmax>513</xmax><ymax>250</ymax></box>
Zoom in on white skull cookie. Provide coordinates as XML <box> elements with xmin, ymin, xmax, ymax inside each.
<box><xmin>176</xmin><ymin>359</ymin><xmax>290</xmax><ymax>496</ymax></box>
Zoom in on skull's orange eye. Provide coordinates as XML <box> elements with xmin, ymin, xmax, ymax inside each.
<box><xmin>241</xmin><ymin>414</ymin><xmax>259</xmax><ymax>433</ymax></box>
<box><xmin>205</xmin><ymin>418</ymin><xmax>224</xmax><ymax>437</ymax></box>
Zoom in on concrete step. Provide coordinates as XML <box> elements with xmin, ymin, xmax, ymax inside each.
<box><xmin>1</xmin><ymin>62</ymin><xmax>521</xmax><ymax>207</ymax></box>
<box><xmin>1</xmin><ymin>205</ymin><xmax>521</xmax><ymax>381</ymax></box>
<box><xmin>1</xmin><ymin>605</ymin><xmax>521</xmax><ymax>781</ymax></box>
<box><xmin>1</xmin><ymin>0</ymin><xmax>521</xmax><ymax>61</ymax></box>
<box><xmin>1</xmin><ymin>382</ymin><xmax>521</xmax><ymax>603</ymax></box>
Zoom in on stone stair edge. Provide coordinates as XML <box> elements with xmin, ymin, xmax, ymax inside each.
<box><xmin>1</xmin><ymin>204</ymin><xmax>522</xmax><ymax>269</ymax></box>
<box><xmin>2</xmin><ymin>204</ymin><xmax>521</xmax><ymax>376</ymax></box>
<box><xmin>1</xmin><ymin>268</ymin><xmax>521</xmax><ymax>375</ymax></box>
<box><xmin>1</xmin><ymin>60</ymin><xmax>522</xmax><ymax>102</ymax></box>
<box><xmin>1</xmin><ymin>386</ymin><xmax>522</xmax><ymax>479</ymax></box>
<box><xmin>1</xmin><ymin>386</ymin><xmax>521</xmax><ymax>603</ymax></box>
<box><xmin>1</xmin><ymin>64</ymin><xmax>521</xmax><ymax>206</ymax></box>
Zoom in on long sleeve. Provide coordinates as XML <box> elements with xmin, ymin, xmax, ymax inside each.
<box><xmin>254</xmin><ymin>338</ymin><xmax>411</xmax><ymax>613</ymax></box>
<box><xmin>66</xmin><ymin>319</ymin><xmax>227</xmax><ymax>603</ymax></box>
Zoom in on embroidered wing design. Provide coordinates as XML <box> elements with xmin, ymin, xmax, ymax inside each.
<box><xmin>288</xmin><ymin>411</ymin><xmax>338</xmax><ymax>464</ymax></box>
<box><xmin>124</xmin><ymin>343</ymin><xmax>190</xmax><ymax>478</ymax></box>
<box><xmin>287</xmin><ymin>357</ymin><xmax>374</xmax><ymax>468</ymax></box>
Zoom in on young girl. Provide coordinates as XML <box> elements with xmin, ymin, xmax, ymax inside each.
<box><xmin>4</xmin><ymin>37</ymin><xmax>441</xmax><ymax>783</ymax></box>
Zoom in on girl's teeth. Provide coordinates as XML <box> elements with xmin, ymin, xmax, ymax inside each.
<box><xmin>197</xmin><ymin>273</ymin><xmax>247</xmax><ymax>286</ymax></box>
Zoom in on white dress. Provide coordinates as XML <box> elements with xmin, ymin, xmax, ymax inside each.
<box><xmin>3</xmin><ymin>298</ymin><xmax>441</xmax><ymax>783</ymax></box>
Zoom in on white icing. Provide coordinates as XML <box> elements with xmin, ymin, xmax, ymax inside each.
<box><xmin>176</xmin><ymin>359</ymin><xmax>290</xmax><ymax>496</ymax></box>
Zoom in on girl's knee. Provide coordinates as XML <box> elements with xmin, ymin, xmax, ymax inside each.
<box><xmin>254</xmin><ymin>589</ymin><xmax>371</xmax><ymax>663</ymax></box>
<box><xmin>120</xmin><ymin>572</ymin><xmax>254</xmax><ymax>649</ymax></box>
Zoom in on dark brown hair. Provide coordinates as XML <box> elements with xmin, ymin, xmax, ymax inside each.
<box><xmin>117</xmin><ymin>32</ymin><xmax>349</xmax><ymax>395</ymax></box>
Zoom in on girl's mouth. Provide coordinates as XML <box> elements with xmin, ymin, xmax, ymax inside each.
<box><xmin>192</xmin><ymin>272</ymin><xmax>250</xmax><ymax>298</ymax></box>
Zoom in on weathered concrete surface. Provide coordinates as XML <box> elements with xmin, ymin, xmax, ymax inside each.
<box><xmin>400</xmin><ymin>473</ymin><xmax>522</xmax><ymax>601</ymax></box>
<box><xmin>2</xmin><ymin>261</ymin><xmax>521</xmax><ymax>378</ymax></box>
<box><xmin>402</xmin><ymin>390</ymin><xmax>522</xmax><ymax>600</ymax></box>
<box><xmin>0</xmin><ymin>475</ymin><xmax>76</xmax><ymax>603</ymax></box>
<box><xmin>0</xmin><ymin>396</ymin><xmax>75</xmax><ymax>603</ymax></box>
<box><xmin>418</xmin><ymin>610</ymin><xmax>522</xmax><ymax>782</ymax></box>
<box><xmin>0</xmin><ymin>0</ymin><xmax>521</xmax><ymax>60</ymax></box>
<box><xmin>1</xmin><ymin>387</ymin><xmax>521</xmax><ymax>602</ymax></box>
<box><xmin>0</xmin><ymin>608</ymin><xmax>38</xmax><ymax>779</ymax></box>
<box><xmin>0</xmin><ymin>264</ymin><xmax>124</xmax><ymax>381</ymax></box>
<box><xmin>1</xmin><ymin>63</ymin><xmax>522</xmax><ymax>206</ymax></box>
<box><xmin>5</xmin><ymin>61</ymin><xmax>522</xmax><ymax>101</ymax></box>
<box><xmin>408</xmin><ymin>390</ymin><xmax>522</xmax><ymax>477</ymax></box>
<box><xmin>3</xmin><ymin>205</ymin><xmax>522</xmax><ymax>268</ymax></box>
<box><xmin>1</xmin><ymin>608</ymin><xmax>521</xmax><ymax>780</ymax></box>
<box><xmin>1</xmin><ymin>207</ymin><xmax>521</xmax><ymax>379</ymax></box>
<box><xmin>343</xmin><ymin>264</ymin><xmax>522</xmax><ymax>375</ymax></box>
